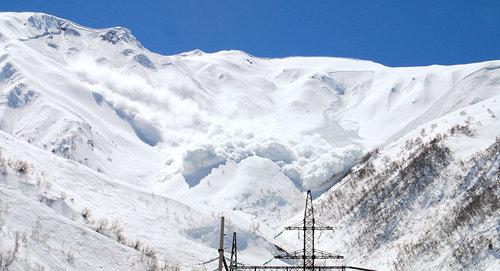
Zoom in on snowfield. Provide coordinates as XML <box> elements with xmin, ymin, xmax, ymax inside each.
<box><xmin>0</xmin><ymin>12</ymin><xmax>498</xmax><ymax>270</ymax></box>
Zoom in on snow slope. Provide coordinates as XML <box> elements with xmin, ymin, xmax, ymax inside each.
<box><xmin>0</xmin><ymin>12</ymin><xmax>498</xmax><ymax>270</ymax></box>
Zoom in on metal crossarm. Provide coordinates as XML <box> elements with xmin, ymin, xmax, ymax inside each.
<box><xmin>283</xmin><ymin>226</ymin><xmax>335</xmax><ymax>230</ymax></box>
<box><xmin>275</xmin><ymin>250</ymin><xmax>343</xmax><ymax>260</ymax></box>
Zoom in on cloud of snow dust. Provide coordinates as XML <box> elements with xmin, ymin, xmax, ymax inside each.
<box><xmin>179</xmin><ymin>129</ymin><xmax>365</xmax><ymax>192</ymax></box>
<box><xmin>70</xmin><ymin>56</ymin><xmax>212</xmax><ymax>144</ymax></box>
<box><xmin>69</xmin><ymin>56</ymin><xmax>366</xmax><ymax>192</ymax></box>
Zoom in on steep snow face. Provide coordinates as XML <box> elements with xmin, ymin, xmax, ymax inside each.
<box><xmin>306</xmin><ymin>97</ymin><xmax>500</xmax><ymax>270</ymax></box>
<box><xmin>184</xmin><ymin>156</ymin><xmax>303</xmax><ymax>228</ymax></box>
<box><xmin>1</xmin><ymin>12</ymin><xmax>498</xmax><ymax>195</ymax></box>
<box><xmin>0</xmin><ymin>12</ymin><xmax>162</xmax><ymax>186</ymax></box>
<box><xmin>0</xmin><ymin>129</ymin><xmax>285</xmax><ymax>269</ymax></box>
<box><xmin>0</xmin><ymin>12</ymin><xmax>499</xmax><ymax>270</ymax></box>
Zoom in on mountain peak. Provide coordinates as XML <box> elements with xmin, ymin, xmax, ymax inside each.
<box><xmin>98</xmin><ymin>27</ymin><xmax>143</xmax><ymax>49</ymax></box>
<box><xmin>0</xmin><ymin>12</ymin><xmax>143</xmax><ymax>49</ymax></box>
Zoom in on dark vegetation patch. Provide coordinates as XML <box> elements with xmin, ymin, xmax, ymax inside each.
<box><xmin>316</xmin><ymin>134</ymin><xmax>499</xmax><ymax>270</ymax></box>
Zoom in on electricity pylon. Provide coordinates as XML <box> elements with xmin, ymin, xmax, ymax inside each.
<box><xmin>275</xmin><ymin>190</ymin><xmax>343</xmax><ymax>271</ymax></box>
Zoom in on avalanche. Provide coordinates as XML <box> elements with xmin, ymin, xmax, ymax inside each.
<box><xmin>0</xmin><ymin>12</ymin><xmax>498</xmax><ymax>270</ymax></box>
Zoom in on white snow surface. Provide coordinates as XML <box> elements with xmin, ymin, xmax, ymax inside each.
<box><xmin>0</xmin><ymin>12</ymin><xmax>499</xmax><ymax>270</ymax></box>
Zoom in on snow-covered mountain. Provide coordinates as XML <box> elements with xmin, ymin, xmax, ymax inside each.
<box><xmin>0</xmin><ymin>12</ymin><xmax>498</xmax><ymax>270</ymax></box>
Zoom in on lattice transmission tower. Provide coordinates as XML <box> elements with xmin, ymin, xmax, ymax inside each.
<box><xmin>275</xmin><ymin>190</ymin><xmax>343</xmax><ymax>270</ymax></box>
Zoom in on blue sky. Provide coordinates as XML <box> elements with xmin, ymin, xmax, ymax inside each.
<box><xmin>1</xmin><ymin>0</ymin><xmax>499</xmax><ymax>66</ymax></box>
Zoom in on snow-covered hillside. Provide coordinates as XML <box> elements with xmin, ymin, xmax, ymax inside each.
<box><xmin>0</xmin><ymin>12</ymin><xmax>498</xmax><ymax>270</ymax></box>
